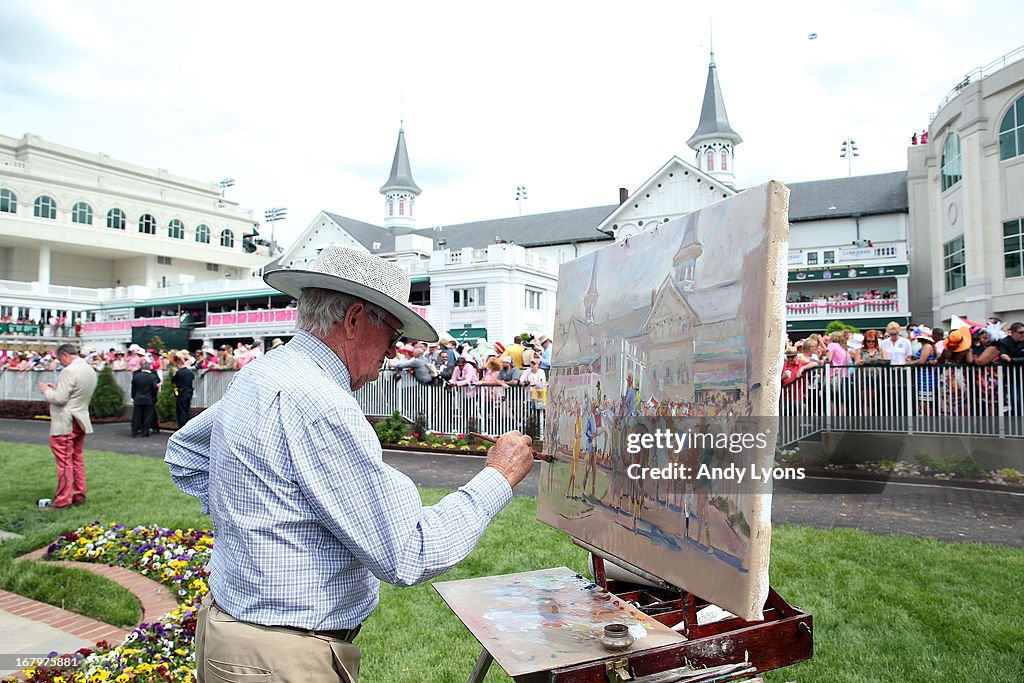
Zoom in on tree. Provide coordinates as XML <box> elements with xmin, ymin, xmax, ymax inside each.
<box><xmin>90</xmin><ymin>366</ymin><xmax>125</xmax><ymax>418</ymax></box>
<box><xmin>156</xmin><ymin>365</ymin><xmax>177</xmax><ymax>423</ymax></box>
<box><xmin>148</xmin><ymin>335</ymin><xmax>165</xmax><ymax>352</ymax></box>
<box><xmin>824</xmin><ymin>320</ymin><xmax>860</xmax><ymax>335</ymax></box>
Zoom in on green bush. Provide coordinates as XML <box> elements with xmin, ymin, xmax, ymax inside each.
<box><xmin>995</xmin><ymin>468</ymin><xmax>1023</xmax><ymax>484</ymax></box>
<box><xmin>915</xmin><ymin>452</ymin><xmax>987</xmax><ymax>480</ymax></box>
<box><xmin>90</xmin><ymin>366</ymin><xmax>125</xmax><ymax>418</ymax></box>
<box><xmin>825</xmin><ymin>320</ymin><xmax>860</xmax><ymax>335</ymax></box>
<box><xmin>156</xmin><ymin>366</ymin><xmax>177</xmax><ymax>423</ymax></box>
<box><xmin>374</xmin><ymin>411</ymin><xmax>410</xmax><ymax>444</ymax></box>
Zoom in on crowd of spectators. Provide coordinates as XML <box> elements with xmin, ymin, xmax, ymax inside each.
<box><xmin>786</xmin><ymin>289</ymin><xmax>896</xmax><ymax>303</ymax></box>
<box><xmin>386</xmin><ymin>334</ymin><xmax>553</xmax><ymax>409</ymax></box>
<box><xmin>782</xmin><ymin>318</ymin><xmax>1024</xmax><ymax>415</ymax></box>
<box><xmin>0</xmin><ymin>338</ymin><xmax>288</xmax><ymax>376</ymax></box>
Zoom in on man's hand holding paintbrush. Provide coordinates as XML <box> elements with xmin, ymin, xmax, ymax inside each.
<box><xmin>473</xmin><ymin>431</ymin><xmax>539</xmax><ymax>488</ymax></box>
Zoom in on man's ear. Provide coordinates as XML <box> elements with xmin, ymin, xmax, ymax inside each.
<box><xmin>341</xmin><ymin>301</ymin><xmax>365</xmax><ymax>340</ymax></box>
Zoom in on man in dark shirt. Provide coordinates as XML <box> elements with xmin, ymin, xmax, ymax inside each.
<box><xmin>998</xmin><ymin>322</ymin><xmax>1024</xmax><ymax>418</ymax></box>
<box><xmin>997</xmin><ymin>322</ymin><xmax>1024</xmax><ymax>365</ymax></box>
<box><xmin>172</xmin><ymin>353</ymin><xmax>195</xmax><ymax>427</ymax></box>
<box><xmin>130</xmin><ymin>361</ymin><xmax>160</xmax><ymax>437</ymax></box>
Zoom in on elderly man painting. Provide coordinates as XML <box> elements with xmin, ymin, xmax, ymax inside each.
<box><xmin>165</xmin><ymin>247</ymin><xmax>534</xmax><ymax>682</ymax></box>
<box><xmin>38</xmin><ymin>344</ymin><xmax>98</xmax><ymax>509</ymax></box>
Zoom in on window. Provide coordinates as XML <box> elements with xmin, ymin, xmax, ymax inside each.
<box><xmin>525</xmin><ymin>288</ymin><xmax>543</xmax><ymax>311</ymax></box>
<box><xmin>388</xmin><ymin>199</ymin><xmax>394</xmax><ymax>216</ymax></box>
<box><xmin>168</xmin><ymin>218</ymin><xmax>184</xmax><ymax>239</ymax></box>
<box><xmin>806</xmin><ymin>251</ymin><xmax>818</xmax><ymax>266</ymax></box>
<box><xmin>720</xmin><ymin>150</ymin><xmax>728</xmax><ymax>171</ymax></box>
<box><xmin>823</xmin><ymin>250</ymin><xmax>835</xmax><ymax>265</ymax></box>
<box><xmin>157</xmin><ymin>256</ymin><xmax>173</xmax><ymax>265</ymax></box>
<box><xmin>1005</xmin><ymin>219</ymin><xmax>1024</xmax><ymax>278</ymax></box>
<box><xmin>706</xmin><ymin>150</ymin><xmax>714</xmax><ymax>171</ymax></box>
<box><xmin>220</xmin><ymin>229</ymin><xmax>234</xmax><ymax>248</ymax></box>
<box><xmin>943</xmin><ymin>235</ymin><xmax>965</xmax><ymax>291</ymax></box>
<box><xmin>399</xmin><ymin>200</ymin><xmax>405</xmax><ymax>216</ymax></box>
<box><xmin>139</xmin><ymin>213</ymin><xmax>156</xmax><ymax>234</ymax></box>
<box><xmin>999</xmin><ymin>96</ymin><xmax>1024</xmax><ymax>161</ymax></box>
<box><xmin>206</xmin><ymin>262</ymin><xmax>220</xmax><ymax>272</ymax></box>
<box><xmin>452</xmin><ymin>286</ymin><xmax>485</xmax><ymax>308</ymax></box>
<box><xmin>941</xmin><ymin>132</ymin><xmax>962</xmax><ymax>191</ymax></box>
<box><xmin>34</xmin><ymin>195</ymin><xmax>56</xmax><ymax>219</ymax></box>
<box><xmin>107</xmin><ymin>208</ymin><xmax>125</xmax><ymax>230</ymax></box>
<box><xmin>71</xmin><ymin>202</ymin><xmax>93</xmax><ymax>225</ymax></box>
<box><xmin>196</xmin><ymin>224</ymin><xmax>210</xmax><ymax>243</ymax></box>
<box><xmin>0</xmin><ymin>189</ymin><xmax>16</xmax><ymax>214</ymax></box>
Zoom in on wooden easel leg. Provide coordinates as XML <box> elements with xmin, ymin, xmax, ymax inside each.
<box><xmin>467</xmin><ymin>647</ymin><xmax>493</xmax><ymax>683</ymax></box>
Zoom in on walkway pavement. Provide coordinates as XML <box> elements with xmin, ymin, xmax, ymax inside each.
<box><xmin>2</xmin><ymin>418</ymin><xmax>1023</xmax><ymax>678</ymax></box>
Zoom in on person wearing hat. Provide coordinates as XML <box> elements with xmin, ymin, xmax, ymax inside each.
<box><xmin>270</xmin><ymin>337</ymin><xmax>285</xmax><ymax>351</ymax></box>
<box><xmin>538</xmin><ymin>335</ymin><xmax>553</xmax><ymax>372</ymax></box>
<box><xmin>37</xmin><ymin>344</ymin><xmax>97</xmax><ymax>509</ymax></box>
<box><xmin>497</xmin><ymin>355</ymin><xmax>521</xmax><ymax>386</ymax></box>
<box><xmin>166</xmin><ymin>246</ymin><xmax>534</xmax><ymax>682</ymax></box>
<box><xmin>939</xmin><ymin>327</ymin><xmax>972</xmax><ymax>363</ymax></box>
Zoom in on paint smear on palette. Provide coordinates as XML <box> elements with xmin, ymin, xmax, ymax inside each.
<box><xmin>435</xmin><ymin>567</ymin><xmax>685</xmax><ymax>676</ymax></box>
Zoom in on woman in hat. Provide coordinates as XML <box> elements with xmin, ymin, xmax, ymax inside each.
<box><xmin>938</xmin><ymin>327</ymin><xmax>972</xmax><ymax>416</ymax></box>
<box><xmin>968</xmin><ymin>329</ymin><xmax>1001</xmax><ymax>414</ymax></box>
<box><xmin>910</xmin><ymin>328</ymin><xmax>939</xmax><ymax>416</ymax></box>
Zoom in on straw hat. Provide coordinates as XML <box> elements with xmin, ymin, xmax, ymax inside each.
<box><xmin>945</xmin><ymin>327</ymin><xmax>972</xmax><ymax>353</ymax></box>
<box><xmin>263</xmin><ymin>246</ymin><xmax>438</xmax><ymax>343</ymax></box>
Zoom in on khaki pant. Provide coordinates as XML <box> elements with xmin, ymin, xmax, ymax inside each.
<box><xmin>196</xmin><ymin>594</ymin><xmax>361</xmax><ymax>682</ymax></box>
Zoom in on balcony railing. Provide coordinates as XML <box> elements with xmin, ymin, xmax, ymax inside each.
<box><xmin>207</xmin><ymin>309</ymin><xmax>298</xmax><ymax>327</ymax></box>
<box><xmin>81</xmin><ymin>316</ymin><xmax>180</xmax><ymax>334</ymax></box>
<box><xmin>785</xmin><ymin>299</ymin><xmax>899</xmax><ymax>317</ymax></box>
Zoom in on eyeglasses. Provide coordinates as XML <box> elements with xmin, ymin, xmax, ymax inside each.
<box><xmin>376</xmin><ymin>315</ymin><xmax>404</xmax><ymax>346</ymax></box>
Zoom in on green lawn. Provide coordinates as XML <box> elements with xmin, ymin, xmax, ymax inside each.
<box><xmin>1</xmin><ymin>442</ymin><xmax>1022</xmax><ymax>681</ymax></box>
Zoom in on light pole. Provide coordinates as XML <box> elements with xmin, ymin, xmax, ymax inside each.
<box><xmin>515</xmin><ymin>185</ymin><xmax>528</xmax><ymax>216</ymax></box>
<box><xmin>839</xmin><ymin>138</ymin><xmax>859</xmax><ymax>177</ymax></box>
<box><xmin>264</xmin><ymin>207</ymin><xmax>287</xmax><ymax>252</ymax></box>
<box><xmin>219</xmin><ymin>178</ymin><xmax>235</xmax><ymax>197</ymax></box>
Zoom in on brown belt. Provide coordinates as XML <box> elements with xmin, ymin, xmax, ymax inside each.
<box><xmin>269</xmin><ymin>623</ymin><xmax>361</xmax><ymax>643</ymax></box>
<box><xmin>210</xmin><ymin>596</ymin><xmax>361</xmax><ymax>643</ymax></box>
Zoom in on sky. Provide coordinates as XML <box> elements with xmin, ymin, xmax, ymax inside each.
<box><xmin>2</xmin><ymin>1</ymin><xmax>1023</xmax><ymax>249</ymax></box>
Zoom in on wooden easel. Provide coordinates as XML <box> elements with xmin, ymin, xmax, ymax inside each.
<box><xmin>463</xmin><ymin>543</ymin><xmax>812</xmax><ymax>683</ymax></box>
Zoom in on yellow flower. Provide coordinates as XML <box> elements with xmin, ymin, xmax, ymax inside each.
<box><xmin>116</xmin><ymin>675</ymin><xmax>130</xmax><ymax>683</ymax></box>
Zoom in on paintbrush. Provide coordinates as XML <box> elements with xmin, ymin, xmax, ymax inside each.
<box><xmin>469</xmin><ymin>432</ymin><xmax>552</xmax><ymax>462</ymax></box>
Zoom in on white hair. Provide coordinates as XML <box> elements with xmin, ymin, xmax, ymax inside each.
<box><xmin>296</xmin><ymin>288</ymin><xmax>386</xmax><ymax>338</ymax></box>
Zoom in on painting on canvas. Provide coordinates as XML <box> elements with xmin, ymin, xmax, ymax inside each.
<box><xmin>538</xmin><ymin>181</ymin><xmax>790</xmax><ymax>621</ymax></box>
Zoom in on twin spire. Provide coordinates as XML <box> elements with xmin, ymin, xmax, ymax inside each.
<box><xmin>380</xmin><ymin>122</ymin><xmax>421</xmax><ymax>229</ymax></box>
<box><xmin>377</xmin><ymin>51</ymin><xmax>741</xmax><ymax>229</ymax></box>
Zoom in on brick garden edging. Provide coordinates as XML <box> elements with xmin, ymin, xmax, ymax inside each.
<box><xmin>9</xmin><ymin>547</ymin><xmax>180</xmax><ymax>642</ymax></box>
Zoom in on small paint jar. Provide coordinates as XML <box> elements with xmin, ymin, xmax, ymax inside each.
<box><xmin>599</xmin><ymin>623</ymin><xmax>634</xmax><ymax>652</ymax></box>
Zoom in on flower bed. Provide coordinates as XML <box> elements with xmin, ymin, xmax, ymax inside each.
<box><xmin>4</xmin><ymin>523</ymin><xmax>213</xmax><ymax>683</ymax></box>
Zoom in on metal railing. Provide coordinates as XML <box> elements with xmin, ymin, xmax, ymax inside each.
<box><xmin>357</xmin><ymin>370</ymin><xmax>545</xmax><ymax>437</ymax></box>
<box><xmin>778</xmin><ymin>364</ymin><xmax>1024</xmax><ymax>446</ymax></box>
<box><xmin>5</xmin><ymin>363</ymin><xmax>1021</xmax><ymax>444</ymax></box>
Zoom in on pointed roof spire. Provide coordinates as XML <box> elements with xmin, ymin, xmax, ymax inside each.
<box><xmin>686</xmin><ymin>52</ymin><xmax>742</xmax><ymax>149</ymax></box>
<box><xmin>379</xmin><ymin>125</ymin><xmax>421</xmax><ymax>195</ymax></box>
